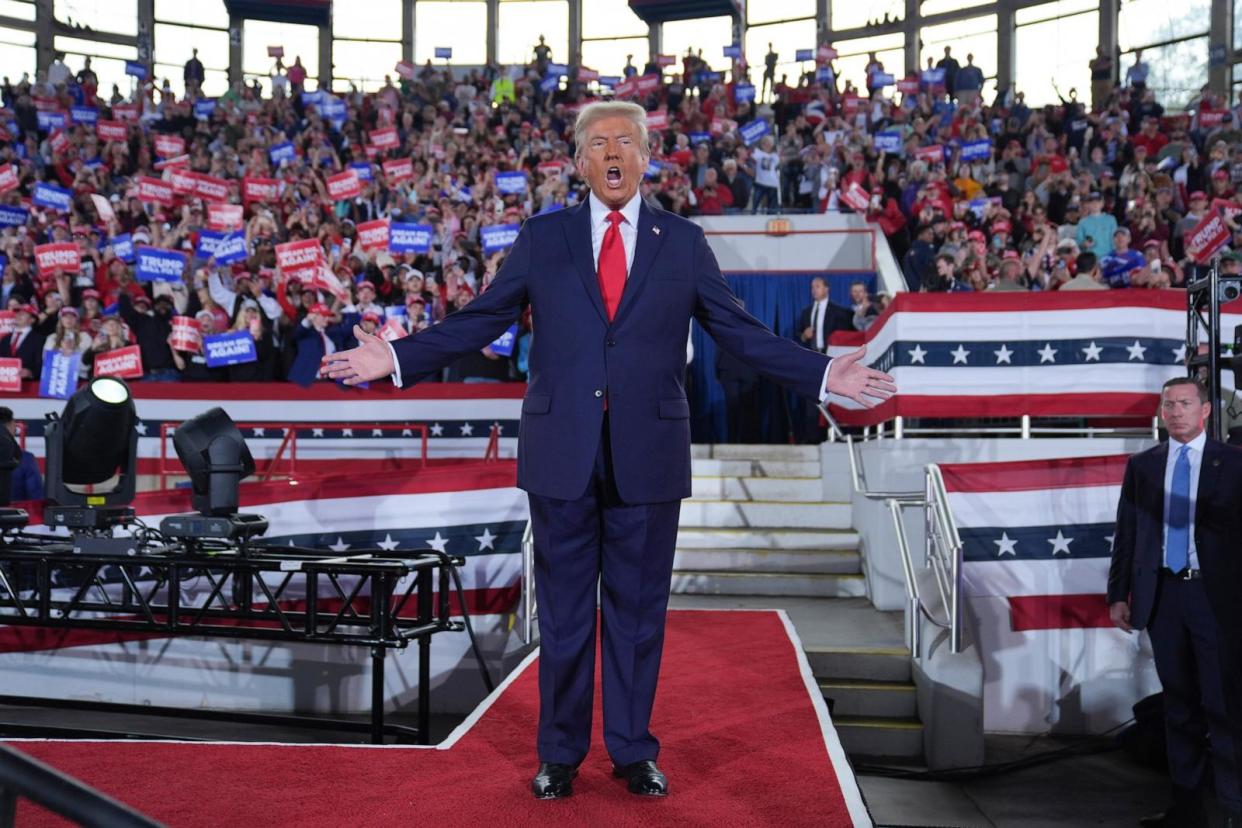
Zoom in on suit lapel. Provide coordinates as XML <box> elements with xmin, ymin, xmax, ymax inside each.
<box><xmin>563</xmin><ymin>200</ymin><xmax>607</xmax><ymax>323</ymax></box>
<box><xmin>1196</xmin><ymin>439</ymin><xmax>1224</xmax><ymax>525</ymax></box>
<box><xmin>1150</xmin><ymin>442</ymin><xmax>1169</xmax><ymax>524</ymax></box>
<box><xmin>610</xmin><ymin>199</ymin><xmax>666</xmax><ymax>328</ymax></box>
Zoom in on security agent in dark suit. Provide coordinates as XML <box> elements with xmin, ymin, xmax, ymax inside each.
<box><xmin>322</xmin><ymin>101</ymin><xmax>896</xmax><ymax>802</ymax></box>
<box><xmin>795</xmin><ymin>278</ymin><xmax>853</xmax><ymax>442</ymax></box>
<box><xmin>1108</xmin><ymin>377</ymin><xmax>1242</xmax><ymax>828</ymax></box>
<box><xmin>0</xmin><ymin>304</ymin><xmax>44</xmax><ymax>380</ymax></box>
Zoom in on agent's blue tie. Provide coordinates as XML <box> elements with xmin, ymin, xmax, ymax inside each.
<box><xmin>1166</xmin><ymin>444</ymin><xmax>1191</xmax><ymax>573</ymax></box>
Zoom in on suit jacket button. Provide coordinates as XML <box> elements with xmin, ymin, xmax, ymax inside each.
<box><xmin>607</xmin><ymin>339</ymin><xmax>616</xmax><ymax>347</ymax></box>
<box><xmin>594</xmin><ymin>389</ymin><xmax>603</xmax><ymax>398</ymax></box>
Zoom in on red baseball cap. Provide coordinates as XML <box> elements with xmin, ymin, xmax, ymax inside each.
<box><xmin>1190</xmin><ymin>190</ymin><xmax>1208</xmax><ymax>201</ymax></box>
<box><xmin>308</xmin><ymin>303</ymin><xmax>332</xmax><ymax>317</ymax></box>
<box><xmin>992</xmin><ymin>220</ymin><xmax>1012</xmax><ymax>235</ymax></box>
<box><xmin>362</xmin><ymin>311</ymin><xmax>382</xmax><ymax>325</ymax></box>
<box><xmin>1048</xmin><ymin>156</ymin><xmax>1069</xmax><ymax>174</ymax></box>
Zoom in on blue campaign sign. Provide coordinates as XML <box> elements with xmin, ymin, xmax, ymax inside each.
<box><xmin>0</xmin><ymin>205</ymin><xmax>29</xmax><ymax>227</ymax></box>
<box><xmin>795</xmin><ymin>49</ymin><xmax>814</xmax><ymax>62</ymax></box>
<box><xmin>109</xmin><ymin>234</ymin><xmax>135</xmax><ymax>263</ymax></box>
<box><xmin>874</xmin><ymin>130</ymin><xmax>903</xmax><ymax>153</ymax></box>
<box><xmin>196</xmin><ymin>231</ymin><xmax>247</xmax><ymax>264</ymax></box>
<box><xmin>300</xmin><ymin>89</ymin><xmax>325</xmax><ymax>106</ymax></box>
<box><xmin>645</xmin><ymin>160</ymin><xmax>662</xmax><ymax>179</ymax></box>
<box><xmin>734</xmin><ymin>83</ymin><xmax>756</xmax><ymax>103</ymax></box>
<box><xmin>36</xmin><ymin>110</ymin><xmax>66</xmax><ymax>132</ymax></box>
<box><xmin>739</xmin><ymin>118</ymin><xmax>771</xmax><ymax>147</ymax></box>
<box><xmin>70</xmin><ymin>105</ymin><xmax>98</xmax><ymax>126</ymax></box>
<box><xmin>598</xmin><ymin>76</ymin><xmax>622</xmax><ymax>87</ymax></box>
<box><xmin>480</xmin><ymin>223</ymin><xmax>520</xmax><ymax>254</ymax></box>
<box><xmin>194</xmin><ymin>98</ymin><xmax>217</xmax><ymax>119</ymax></box>
<box><xmin>688</xmin><ymin>131</ymin><xmax>712</xmax><ymax>145</ymax></box>
<box><xmin>135</xmin><ymin>246</ymin><xmax>187</xmax><ymax>282</ymax></box>
<box><xmin>350</xmin><ymin>162</ymin><xmax>373</xmax><ymax>181</ymax></box>
<box><xmin>203</xmin><ymin>331</ymin><xmax>258</xmax><ymax>368</ymax></box>
<box><xmin>539</xmin><ymin>75</ymin><xmax>559</xmax><ymax>93</ymax></box>
<box><xmin>33</xmin><ymin>182</ymin><xmax>73</xmax><ymax>212</ymax></box>
<box><xmin>723</xmin><ymin>44</ymin><xmax>741</xmax><ymax>59</ymax></box>
<box><xmin>495</xmin><ymin>171</ymin><xmax>528</xmax><ymax>195</ymax></box>
<box><xmin>921</xmin><ymin>67</ymin><xmax>946</xmax><ymax>85</ymax></box>
<box><xmin>960</xmin><ymin>139</ymin><xmax>992</xmax><ymax>162</ymax></box>
<box><xmin>39</xmin><ymin>351</ymin><xmax>80</xmax><ymax>400</ymax></box>
<box><xmin>700</xmin><ymin>71</ymin><xmax>722</xmax><ymax>83</ymax></box>
<box><xmin>434</xmin><ymin>47</ymin><xmax>452</xmax><ymax>59</ymax></box>
<box><xmin>489</xmin><ymin>324</ymin><xmax>519</xmax><ymax>357</ymax></box>
<box><xmin>967</xmin><ymin>198</ymin><xmax>988</xmax><ymax>219</ymax></box>
<box><xmin>389</xmin><ymin>222</ymin><xmax>433</xmax><ymax>253</ymax></box>
<box><xmin>870</xmin><ymin>72</ymin><xmax>895</xmax><ymax>88</ymax></box>
<box><xmin>269</xmin><ymin>142</ymin><xmax>297</xmax><ymax>165</ymax></box>
<box><xmin>546</xmin><ymin>62</ymin><xmax>568</xmax><ymax>76</ymax></box>
<box><xmin>125</xmin><ymin>60</ymin><xmax>147</xmax><ymax>79</ymax></box>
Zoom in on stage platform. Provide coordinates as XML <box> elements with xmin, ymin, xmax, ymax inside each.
<box><xmin>8</xmin><ymin>609</ymin><xmax>869</xmax><ymax>827</ymax></box>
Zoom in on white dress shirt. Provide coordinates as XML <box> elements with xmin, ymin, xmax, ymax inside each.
<box><xmin>1162</xmin><ymin>429</ymin><xmax>1206</xmax><ymax>570</ymax></box>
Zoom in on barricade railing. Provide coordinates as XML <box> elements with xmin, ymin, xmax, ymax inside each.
<box><xmin>840</xmin><ymin>414</ymin><xmax>1161</xmax><ymax>442</ymax></box>
<box><xmin>0</xmin><ymin>743</ymin><xmax>162</xmax><ymax>827</ymax></box>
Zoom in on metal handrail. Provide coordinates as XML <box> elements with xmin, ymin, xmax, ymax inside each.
<box><xmin>925</xmin><ymin>464</ymin><xmax>964</xmax><ymax>654</ymax></box>
<box><xmin>519</xmin><ymin>519</ymin><xmax>536</xmax><ymax>644</ymax></box>
<box><xmin>0</xmin><ymin>743</ymin><xmax>162</xmax><ymax>827</ymax></box>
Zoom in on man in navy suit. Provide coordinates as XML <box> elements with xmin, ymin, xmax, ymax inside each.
<box><xmin>288</xmin><ymin>303</ymin><xmax>347</xmax><ymax>386</ymax></box>
<box><xmin>1109</xmin><ymin>377</ymin><xmax>1242</xmax><ymax>827</ymax></box>
<box><xmin>323</xmin><ymin>101</ymin><xmax>893</xmax><ymax>800</ymax></box>
<box><xmin>0</xmin><ymin>305</ymin><xmax>44</xmax><ymax>380</ymax></box>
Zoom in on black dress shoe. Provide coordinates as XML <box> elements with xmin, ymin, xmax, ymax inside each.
<box><xmin>612</xmin><ymin>759</ymin><xmax>668</xmax><ymax>796</ymax></box>
<box><xmin>531</xmin><ymin>762</ymin><xmax>578</xmax><ymax>799</ymax></box>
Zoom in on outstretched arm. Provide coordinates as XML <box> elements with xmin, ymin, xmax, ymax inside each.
<box><xmin>321</xmin><ymin>224</ymin><xmax>532</xmax><ymax>386</ymax></box>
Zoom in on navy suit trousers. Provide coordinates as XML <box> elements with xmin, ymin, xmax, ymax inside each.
<box><xmin>528</xmin><ymin>415</ymin><xmax>681</xmax><ymax>767</ymax></box>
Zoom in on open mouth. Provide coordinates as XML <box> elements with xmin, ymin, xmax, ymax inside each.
<box><xmin>605</xmin><ymin>166</ymin><xmax>623</xmax><ymax>188</ymax></box>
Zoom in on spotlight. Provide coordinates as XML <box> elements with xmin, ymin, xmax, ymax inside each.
<box><xmin>44</xmin><ymin>377</ymin><xmax>139</xmax><ymax>530</ymax></box>
<box><xmin>159</xmin><ymin>407</ymin><xmax>267</xmax><ymax>542</ymax></box>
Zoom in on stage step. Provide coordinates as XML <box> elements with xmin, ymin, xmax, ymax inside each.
<box><xmin>674</xmin><ymin>527</ymin><xmax>859</xmax><ymax>551</ymax></box>
<box><xmin>804</xmin><ymin>646</ymin><xmax>912</xmax><ymax>682</ymax></box>
<box><xmin>833</xmin><ymin>717</ymin><xmax>925</xmax><ymax>760</ymax></box>
<box><xmin>690</xmin><ymin>459</ymin><xmax>822</xmax><ymax>478</ymax></box>
<box><xmin>669</xmin><ymin>570</ymin><xmax>866</xmax><ymax>598</ymax></box>
<box><xmin>678</xmin><ymin>501</ymin><xmax>851</xmax><ymax>530</ymax></box>
<box><xmin>689</xmin><ymin>476</ymin><xmax>826</xmax><ymax>502</ymax></box>
<box><xmin>819</xmin><ymin>679</ymin><xmax>918</xmax><ymax>719</ymax></box>
<box><xmin>691</xmin><ymin>444</ymin><xmax>821</xmax><ymax>461</ymax></box>
<box><xmin>672</xmin><ymin>547</ymin><xmax>861</xmax><ymax>574</ymax></box>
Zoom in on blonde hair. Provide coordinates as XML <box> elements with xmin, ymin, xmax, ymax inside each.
<box><xmin>573</xmin><ymin>101</ymin><xmax>650</xmax><ymax>162</ymax></box>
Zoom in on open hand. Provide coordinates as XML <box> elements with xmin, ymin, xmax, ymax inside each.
<box><xmin>320</xmin><ymin>325</ymin><xmax>394</xmax><ymax>385</ymax></box>
<box><xmin>826</xmin><ymin>345</ymin><xmax>895</xmax><ymax>408</ymax></box>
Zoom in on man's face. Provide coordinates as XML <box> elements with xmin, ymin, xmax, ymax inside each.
<box><xmin>576</xmin><ymin>114</ymin><xmax>648</xmax><ymax>209</ymax></box>
<box><xmin>810</xmin><ymin>280</ymin><xmax>828</xmax><ymax>301</ymax></box>
<box><xmin>1114</xmin><ymin>232</ymin><xmax>1128</xmax><ymax>252</ymax></box>
<box><xmin>1160</xmin><ymin>384</ymin><xmax>1210</xmax><ymax>443</ymax></box>
<box><xmin>850</xmin><ymin>283</ymin><xmax>866</xmax><ymax>304</ymax></box>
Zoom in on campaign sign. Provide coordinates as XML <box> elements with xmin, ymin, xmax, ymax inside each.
<box><xmin>636</xmin><ymin>74</ymin><xmax>660</xmax><ymax>94</ymax></box>
<box><xmin>874</xmin><ymin>130</ymin><xmax>903</xmax><ymax>154</ymax></box>
<box><xmin>196</xmin><ymin>231</ymin><xmax>247</xmax><ymax>264</ymax></box>
<box><xmin>1186</xmin><ymin>211</ymin><xmax>1232</xmax><ymax>264</ymax></box>
<box><xmin>897</xmin><ymin>78</ymin><xmax>920</xmax><ymax>96</ymax></box>
<box><xmin>614</xmin><ymin>77</ymin><xmax>637</xmax><ymax>98</ymax></box>
<box><xmin>816</xmin><ymin>66</ymin><xmax>834</xmax><ymax>86</ymax></box>
<box><xmin>818</xmin><ymin>45</ymin><xmax>838</xmax><ymax>62</ymax></box>
<box><xmin>243</xmin><ymin>176</ymin><xmax>280</xmax><ymax>203</ymax></box>
<box><xmin>495</xmin><ymin>171</ymin><xmax>528</xmax><ymax>195</ymax></box>
<box><xmin>36</xmin><ymin>110</ymin><xmax>66</xmax><ymax>132</ymax></box>
<box><xmin>389</xmin><ymin>223</ymin><xmax>433</xmax><ymax>253</ymax></box>
<box><xmin>915</xmin><ymin>144</ymin><xmax>945</xmax><ymax>165</ymax></box>
<box><xmin>796</xmin><ymin>48</ymin><xmax>814</xmax><ymax>61</ymax></box>
<box><xmin>539</xmin><ymin>75</ymin><xmax>559</xmax><ymax>93</ymax></box>
<box><xmin>192</xmin><ymin>173</ymin><xmax>230</xmax><ymax>203</ymax></box>
<box><xmin>0</xmin><ymin>205</ymin><xmax>28</xmax><ymax>227</ymax></box>
<box><xmin>269</xmin><ymin>141</ymin><xmax>297</xmax><ymax>166</ymax></box>
<box><xmin>739</xmin><ymin>118</ymin><xmax>771</xmax><ymax>147</ymax></box>
<box><xmin>207</xmin><ymin>202</ymin><xmax>244</xmax><ymax>232</ymax></box>
<box><xmin>203</xmin><ymin>331</ymin><xmax>258</xmax><ymax>368</ymax></box>
<box><xmin>382</xmin><ymin>157</ymin><xmax>413</xmax><ymax>184</ymax></box>
<box><xmin>0</xmin><ymin>312</ymin><xmax>13</xmax><ymax>338</ymax></box>
<box><xmin>489</xmin><ymin>324</ymin><xmax>519</xmax><ymax>358</ymax></box>
<box><xmin>870</xmin><ymin>72</ymin><xmax>895</xmax><ymax>88</ymax></box>
<box><xmin>598</xmin><ymin>75</ymin><xmax>621</xmax><ymax>88</ymax></box>
<box><xmin>267</xmin><ymin>45</ymin><xmax>284</xmax><ymax>58</ymax></box>
<box><xmin>124</xmin><ymin>60</ymin><xmax>148</xmax><ymax>79</ymax></box>
<box><xmin>646</xmin><ymin>110</ymin><xmax>669</xmax><ymax>131</ymax></box>
<box><xmin>481</xmin><ymin>223</ymin><xmax>520</xmax><ymax>254</ymax></box>
<box><xmin>275</xmin><ymin>239</ymin><xmax>324</xmax><ymax>280</ymax></box>
<box><xmin>350</xmin><ymin>162</ymin><xmax>373</xmax><ymax>182</ymax></box>
<box><xmin>655</xmin><ymin>54</ymin><xmax>675</xmax><ymax>67</ymax></box>
<box><xmin>734</xmin><ymin>83</ymin><xmax>756</xmax><ymax>103</ymax></box>
<box><xmin>301</xmin><ymin>89</ymin><xmax>325</xmax><ymax>106</ymax></box>
<box><xmin>135</xmin><ymin>247</ymin><xmax>187</xmax><ymax>282</ymax></box>
<box><xmin>194</xmin><ymin>98</ymin><xmax>217</xmax><ymax>119</ymax></box>
<box><xmin>841</xmin><ymin>182</ymin><xmax>872</xmax><ymax>212</ymax></box>
<box><xmin>170</xmin><ymin>316</ymin><xmax>200</xmax><ymax>353</ymax></box>
<box><xmin>434</xmin><ymin>47</ymin><xmax>452</xmax><ymax>59</ymax></box>
<box><xmin>70</xmin><ymin>105</ymin><xmax>98</xmax><ymax>126</ymax></box>
<box><xmin>155</xmin><ymin>133</ymin><xmax>185</xmax><ymax>158</ymax></box>
<box><xmin>93</xmin><ymin>344</ymin><xmax>143</xmax><ymax>379</ymax></box>
<box><xmin>0</xmin><ymin>358</ymin><xmax>21</xmax><ymax>393</ymax></box>
<box><xmin>369</xmin><ymin>127</ymin><xmax>399</xmax><ymax>151</ymax></box>
<box><xmin>395</xmin><ymin>60</ymin><xmax>414</xmax><ymax>80</ymax></box>
<box><xmin>138</xmin><ymin>176</ymin><xmax>174</xmax><ymax>206</ymax></box>
<box><xmin>109</xmin><ymin>234</ymin><xmax>135</xmax><ymax>263</ymax></box>
<box><xmin>577</xmin><ymin>67</ymin><xmax>600</xmax><ymax>81</ymax></box>
<box><xmin>33</xmin><ymin>182</ymin><xmax>73</xmax><ymax>212</ymax></box>
<box><xmin>546</xmin><ymin>63</ymin><xmax>568</xmax><ymax>77</ymax></box>
<box><xmin>922</xmin><ymin>68</ymin><xmax>946</xmax><ymax>86</ymax></box>
<box><xmin>97</xmin><ymin>119</ymin><xmax>127</xmax><ymax>142</ymax></box>
<box><xmin>723</xmin><ymin>44</ymin><xmax>741</xmax><ymax>59</ymax></box>
<box><xmin>355</xmin><ymin>218</ymin><xmax>390</xmax><ymax>252</ymax></box>
<box><xmin>112</xmin><ymin>104</ymin><xmax>139</xmax><ymax>122</ymax></box>
<box><xmin>379</xmin><ymin>318</ymin><xmax>408</xmax><ymax>342</ymax></box>
<box><xmin>960</xmin><ymin>139</ymin><xmax>992</xmax><ymax>162</ymax></box>
<box><xmin>34</xmin><ymin>242</ymin><xmax>81</xmax><ymax>276</ymax></box>
<box><xmin>0</xmin><ymin>164</ymin><xmax>17</xmax><ymax>194</ymax></box>
<box><xmin>39</xmin><ymin>351</ymin><xmax>80</xmax><ymax>399</ymax></box>
<box><xmin>326</xmin><ymin>170</ymin><xmax>361</xmax><ymax>201</ymax></box>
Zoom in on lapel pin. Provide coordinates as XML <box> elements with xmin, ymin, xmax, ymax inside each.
<box><xmin>652</xmin><ymin>226</ymin><xmax>660</xmax><ymax>235</ymax></box>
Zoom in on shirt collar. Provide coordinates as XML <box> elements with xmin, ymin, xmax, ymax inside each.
<box><xmin>1171</xmin><ymin>430</ymin><xmax>1208</xmax><ymax>454</ymax></box>
<box><xmin>589</xmin><ymin>190</ymin><xmax>642</xmax><ymax>230</ymax></box>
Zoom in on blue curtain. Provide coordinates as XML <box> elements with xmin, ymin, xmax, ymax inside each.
<box><xmin>690</xmin><ymin>272</ymin><xmax>875</xmax><ymax>443</ymax></box>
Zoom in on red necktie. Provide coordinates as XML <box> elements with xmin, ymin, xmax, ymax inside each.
<box><xmin>597</xmin><ymin>211</ymin><xmax>627</xmax><ymax>321</ymax></box>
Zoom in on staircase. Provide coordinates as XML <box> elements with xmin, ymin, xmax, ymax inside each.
<box><xmin>674</xmin><ymin>444</ymin><xmax>923</xmax><ymax>761</ymax></box>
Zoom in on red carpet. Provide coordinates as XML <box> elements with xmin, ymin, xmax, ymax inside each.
<box><xmin>10</xmin><ymin>610</ymin><xmax>867</xmax><ymax>827</ymax></box>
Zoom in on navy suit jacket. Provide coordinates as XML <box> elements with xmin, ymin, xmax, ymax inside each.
<box><xmin>1108</xmin><ymin>438</ymin><xmax>1242</xmax><ymax>634</ymax></box>
<box><xmin>289</xmin><ymin>322</ymin><xmax>347</xmax><ymax>387</ymax></box>
<box><xmin>391</xmin><ymin>198</ymin><xmax>831</xmax><ymax>503</ymax></box>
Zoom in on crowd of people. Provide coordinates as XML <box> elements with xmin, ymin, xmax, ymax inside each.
<box><xmin>0</xmin><ymin>39</ymin><xmax>1234</xmax><ymax>385</ymax></box>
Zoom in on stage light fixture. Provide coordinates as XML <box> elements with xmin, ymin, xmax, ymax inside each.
<box><xmin>160</xmin><ymin>407</ymin><xmax>267</xmax><ymax>542</ymax></box>
<box><xmin>44</xmin><ymin>377</ymin><xmax>139</xmax><ymax>530</ymax></box>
